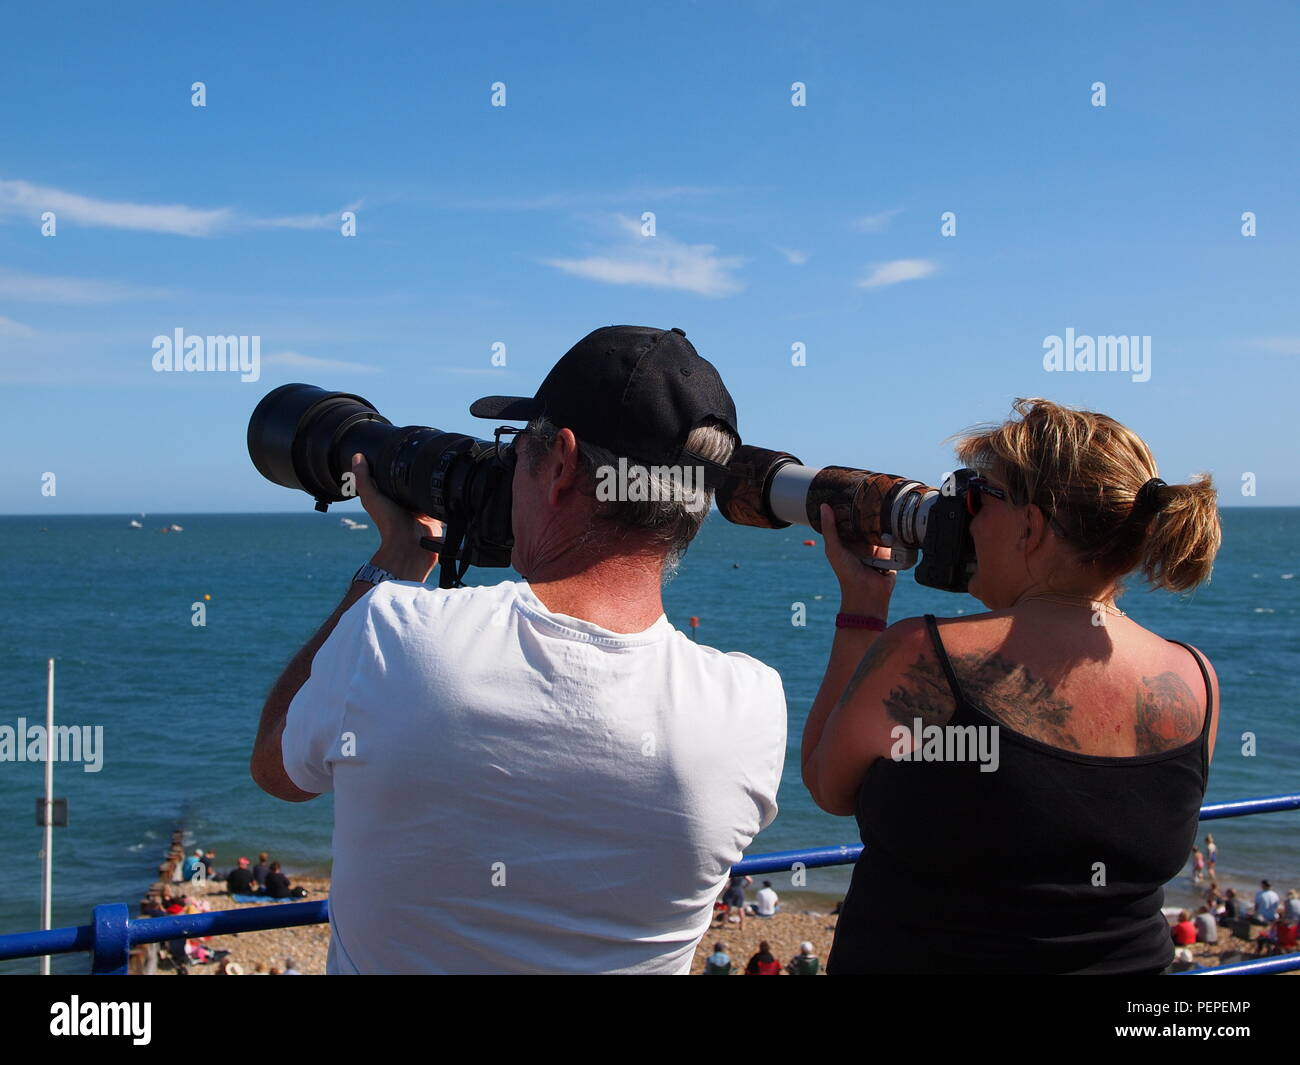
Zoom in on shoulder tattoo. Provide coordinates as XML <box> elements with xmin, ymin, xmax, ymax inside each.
<box><xmin>1135</xmin><ymin>672</ymin><xmax>1203</xmax><ymax>753</ymax></box>
<box><xmin>887</xmin><ymin>649</ymin><xmax>1080</xmax><ymax>749</ymax></box>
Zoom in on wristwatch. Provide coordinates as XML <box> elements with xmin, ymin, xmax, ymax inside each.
<box><xmin>352</xmin><ymin>562</ymin><xmax>397</xmax><ymax>587</ymax></box>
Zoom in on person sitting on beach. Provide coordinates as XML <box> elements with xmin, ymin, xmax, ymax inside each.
<box><xmin>165</xmin><ymin>936</ymin><xmax>189</xmax><ymax>975</ymax></box>
<box><xmin>802</xmin><ymin>399</ymin><xmax>1222</xmax><ymax>975</ymax></box>
<box><xmin>1252</xmin><ymin>880</ymin><xmax>1281</xmax><ymax>925</ymax></box>
<box><xmin>703</xmin><ymin>943</ymin><xmax>732</xmax><ymax>975</ymax></box>
<box><xmin>261</xmin><ymin>861</ymin><xmax>305</xmax><ymax>899</ymax></box>
<box><xmin>744</xmin><ymin>941</ymin><xmax>782</xmax><ymax>975</ymax></box>
<box><xmin>283</xmin><ymin>957</ymin><xmax>302</xmax><ymax>974</ymax></box>
<box><xmin>226</xmin><ymin>857</ymin><xmax>255</xmax><ymax>896</ymax></box>
<box><xmin>251</xmin><ymin>327</ymin><xmax>786</xmax><ymax>975</ymax></box>
<box><xmin>202</xmin><ymin>851</ymin><xmax>220</xmax><ymax>881</ymax></box>
<box><xmin>754</xmin><ymin>881</ymin><xmax>780</xmax><ymax>917</ymax></box>
<box><xmin>253</xmin><ymin>852</ymin><xmax>271</xmax><ymax>890</ymax></box>
<box><xmin>1170</xmin><ymin>911</ymin><xmax>1197</xmax><ymax>946</ymax></box>
<box><xmin>1193</xmin><ymin>905</ymin><xmax>1218</xmax><ymax>945</ymax></box>
<box><xmin>1250</xmin><ymin>909</ymin><xmax>1299</xmax><ymax>956</ymax></box>
<box><xmin>1286</xmin><ymin>889</ymin><xmax>1300</xmax><ymax>924</ymax></box>
<box><xmin>786</xmin><ymin>942</ymin><xmax>820</xmax><ymax>975</ymax></box>
<box><xmin>181</xmin><ymin>849</ymin><xmax>205</xmax><ymax>883</ymax></box>
<box><xmin>1222</xmin><ymin>888</ymin><xmax>1242</xmax><ymax>921</ymax></box>
<box><xmin>163</xmin><ymin>890</ymin><xmax>188</xmax><ymax>915</ymax></box>
<box><xmin>1274</xmin><ymin>914</ymin><xmax>1299</xmax><ymax>954</ymax></box>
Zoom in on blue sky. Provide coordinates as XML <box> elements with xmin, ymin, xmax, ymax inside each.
<box><xmin>2</xmin><ymin>1</ymin><xmax>1297</xmax><ymax>513</ymax></box>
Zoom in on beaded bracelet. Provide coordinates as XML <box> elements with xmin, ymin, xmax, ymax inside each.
<box><xmin>835</xmin><ymin>613</ymin><xmax>887</xmax><ymax>631</ymax></box>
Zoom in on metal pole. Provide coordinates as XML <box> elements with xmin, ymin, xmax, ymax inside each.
<box><xmin>40</xmin><ymin>657</ymin><xmax>53</xmax><ymax>975</ymax></box>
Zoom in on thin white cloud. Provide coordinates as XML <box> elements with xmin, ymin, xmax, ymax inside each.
<box><xmin>249</xmin><ymin>199</ymin><xmax>366</xmax><ymax>231</ymax></box>
<box><xmin>0</xmin><ymin>270</ymin><xmax>171</xmax><ymax>304</ymax></box>
<box><xmin>0</xmin><ymin>315</ymin><xmax>36</xmax><ymax>337</ymax></box>
<box><xmin>544</xmin><ymin>216</ymin><xmax>745</xmax><ymax>297</ymax></box>
<box><xmin>261</xmin><ymin>351</ymin><xmax>382</xmax><ymax>373</ymax></box>
<box><xmin>854</xmin><ymin>208</ymin><xmax>904</xmax><ymax>234</ymax></box>
<box><xmin>1250</xmin><ymin>337</ymin><xmax>1300</xmax><ymax>355</ymax></box>
<box><xmin>0</xmin><ymin>179</ymin><xmax>361</xmax><ymax>237</ymax></box>
<box><xmin>857</xmin><ymin>258</ymin><xmax>939</xmax><ymax>289</ymax></box>
<box><xmin>778</xmin><ymin>247</ymin><xmax>810</xmax><ymax>266</ymax></box>
<box><xmin>455</xmin><ymin>186</ymin><xmax>729</xmax><ymax>211</ymax></box>
<box><xmin>0</xmin><ymin>179</ymin><xmax>233</xmax><ymax>236</ymax></box>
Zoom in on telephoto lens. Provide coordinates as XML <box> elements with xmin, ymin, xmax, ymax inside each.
<box><xmin>247</xmin><ymin>383</ymin><xmax>516</xmax><ymax>586</ymax></box>
<box><xmin>716</xmin><ymin>444</ymin><xmax>977</xmax><ymax>592</ymax></box>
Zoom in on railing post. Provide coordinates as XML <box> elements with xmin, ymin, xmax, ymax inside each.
<box><xmin>90</xmin><ymin>904</ymin><xmax>130</xmax><ymax>974</ymax></box>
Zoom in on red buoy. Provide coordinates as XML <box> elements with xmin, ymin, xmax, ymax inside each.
<box><xmin>803</xmin><ymin>539</ymin><xmax>816</xmax><ymax>546</ymax></box>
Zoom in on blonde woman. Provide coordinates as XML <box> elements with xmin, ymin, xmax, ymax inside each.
<box><xmin>803</xmin><ymin>398</ymin><xmax>1223</xmax><ymax>974</ymax></box>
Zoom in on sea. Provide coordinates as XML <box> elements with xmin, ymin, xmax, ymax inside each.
<box><xmin>1</xmin><ymin>508</ymin><xmax>1296</xmax><ymax>973</ymax></box>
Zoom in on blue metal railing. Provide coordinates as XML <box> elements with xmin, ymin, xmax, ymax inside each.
<box><xmin>2</xmin><ymin>792</ymin><xmax>1297</xmax><ymax>975</ymax></box>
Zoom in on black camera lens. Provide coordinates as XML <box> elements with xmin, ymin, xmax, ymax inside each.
<box><xmin>248</xmin><ymin>384</ymin><xmax>392</xmax><ymax>501</ymax></box>
<box><xmin>247</xmin><ymin>383</ymin><xmax>516</xmax><ymax>581</ymax></box>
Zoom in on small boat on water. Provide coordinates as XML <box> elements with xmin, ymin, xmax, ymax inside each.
<box><xmin>340</xmin><ymin>518</ymin><xmax>369</xmax><ymax>530</ymax></box>
<box><xmin>128</xmin><ymin>520</ymin><xmax>142</xmax><ymax>529</ymax></box>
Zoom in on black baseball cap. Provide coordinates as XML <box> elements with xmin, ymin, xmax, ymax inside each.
<box><xmin>469</xmin><ymin>325</ymin><xmax>739</xmax><ymax>486</ymax></box>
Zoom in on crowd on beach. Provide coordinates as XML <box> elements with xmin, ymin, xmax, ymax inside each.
<box><xmin>701</xmin><ymin>876</ymin><xmax>821</xmax><ymax>974</ymax></box>
<box><xmin>133</xmin><ymin>842</ymin><xmax>311</xmax><ymax>975</ymax></box>
<box><xmin>1165</xmin><ymin>834</ymin><xmax>1300</xmax><ymax>967</ymax></box>
<box><xmin>702</xmin><ymin>938</ymin><xmax>821</xmax><ymax>976</ymax></box>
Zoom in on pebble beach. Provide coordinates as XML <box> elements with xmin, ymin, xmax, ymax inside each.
<box><xmin>143</xmin><ymin>877</ymin><xmax>1283</xmax><ymax>975</ymax></box>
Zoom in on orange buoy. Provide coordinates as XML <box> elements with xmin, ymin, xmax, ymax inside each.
<box><xmin>802</xmin><ymin>539</ymin><xmax>816</xmax><ymax>546</ymax></box>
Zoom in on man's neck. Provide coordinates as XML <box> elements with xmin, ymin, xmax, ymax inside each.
<box><xmin>526</xmin><ymin>554</ymin><xmax>666</xmax><ymax>634</ymax></box>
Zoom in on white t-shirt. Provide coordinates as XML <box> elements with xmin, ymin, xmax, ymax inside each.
<box><xmin>1255</xmin><ymin>889</ymin><xmax>1281</xmax><ymax>920</ymax></box>
<box><xmin>281</xmin><ymin>578</ymin><xmax>786</xmax><ymax>974</ymax></box>
<box><xmin>755</xmin><ymin>886</ymin><xmax>780</xmax><ymax>916</ymax></box>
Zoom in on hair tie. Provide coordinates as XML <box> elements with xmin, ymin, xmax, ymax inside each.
<box><xmin>1133</xmin><ymin>477</ymin><xmax>1168</xmax><ymax>516</ymax></box>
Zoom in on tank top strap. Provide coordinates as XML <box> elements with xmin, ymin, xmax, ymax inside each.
<box><xmin>922</xmin><ymin>614</ymin><xmax>970</xmax><ymax>715</ymax></box>
<box><xmin>1164</xmin><ymin>639</ymin><xmax>1215</xmax><ymax>786</ymax></box>
<box><xmin>1164</xmin><ymin>640</ymin><xmax>1215</xmax><ymax>739</ymax></box>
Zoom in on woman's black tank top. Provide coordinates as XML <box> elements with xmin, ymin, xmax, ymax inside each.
<box><xmin>826</xmin><ymin>614</ymin><xmax>1214</xmax><ymax>975</ymax></box>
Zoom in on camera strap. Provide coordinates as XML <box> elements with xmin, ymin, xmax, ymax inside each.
<box><xmin>420</xmin><ymin>518</ymin><xmax>471</xmax><ymax>589</ymax></box>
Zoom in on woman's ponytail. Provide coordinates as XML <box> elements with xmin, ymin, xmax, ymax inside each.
<box><xmin>1139</xmin><ymin>472</ymin><xmax>1222</xmax><ymax>593</ymax></box>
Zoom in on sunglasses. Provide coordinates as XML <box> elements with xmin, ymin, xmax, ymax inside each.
<box><xmin>493</xmin><ymin>425</ymin><xmax>529</xmax><ymax>467</ymax></box>
<box><xmin>967</xmin><ymin>474</ymin><xmax>1071</xmax><ymax>537</ymax></box>
<box><xmin>965</xmin><ymin>475</ymin><xmax>1009</xmax><ymax>516</ymax></box>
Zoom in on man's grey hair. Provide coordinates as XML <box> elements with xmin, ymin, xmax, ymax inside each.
<box><xmin>522</xmin><ymin>415</ymin><xmax>737</xmax><ymax>575</ymax></box>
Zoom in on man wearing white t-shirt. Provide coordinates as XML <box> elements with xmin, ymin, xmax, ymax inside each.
<box><xmin>755</xmin><ymin>881</ymin><xmax>780</xmax><ymax>917</ymax></box>
<box><xmin>251</xmin><ymin>325</ymin><xmax>787</xmax><ymax>974</ymax></box>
